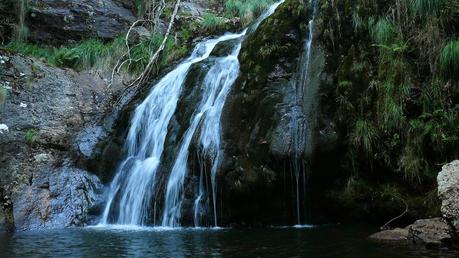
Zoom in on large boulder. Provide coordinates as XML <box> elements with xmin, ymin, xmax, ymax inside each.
<box><xmin>26</xmin><ymin>0</ymin><xmax>136</xmax><ymax>45</ymax></box>
<box><xmin>438</xmin><ymin>160</ymin><xmax>459</xmax><ymax>232</ymax></box>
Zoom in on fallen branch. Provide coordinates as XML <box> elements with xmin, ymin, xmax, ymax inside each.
<box><xmin>109</xmin><ymin>0</ymin><xmax>181</xmax><ymax>94</ymax></box>
<box><xmin>129</xmin><ymin>0</ymin><xmax>181</xmax><ymax>88</ymax></box>
<box><xmin>380</xmin><ymin>195</ymin><xmax>409</xmax><ymax>230</ymax></box>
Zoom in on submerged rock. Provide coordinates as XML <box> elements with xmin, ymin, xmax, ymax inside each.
<box><xmin>438</xmin><ymin>160</ymin><xmax>459</xmax><ymax>232</ymax></box>
<box><xmin>369</xmin><ymin>228</ymin><xmax>409</xmax><ymax>241</ymax></box>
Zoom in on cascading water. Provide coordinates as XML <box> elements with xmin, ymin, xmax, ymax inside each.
<box><xmin>101</xmin><ymin>0</ymin><xmax>286</xmax><ymax>227</ymax></box>
<box><xmin>163</xmin><ymin>0</ymin><xmax>286</xmax><ymax>228</ymax></box>
<box><xmin>100</xmin><ymin>33</ymin><xmax>244</xmax><ymax>226</ymax></box>
<box><xmin>16</xmin><ymin>0</ymin><xmax>27</xmax><ymax>42</ymax></box>
<box><xmin>161</xmin><ymin>34</ymin><xmax>245</xmax><ymax>227</ymax></box>
<box><xmin>291</xmin><ymin>0</ymin><xmax>318</xmax><ymax>225</ymax></box>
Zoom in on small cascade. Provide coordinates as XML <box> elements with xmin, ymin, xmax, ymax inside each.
<box><xmin>16</xmin><ymin>0</ymin><xmax>27</xmax><ymax>42</ymax></box>
<box><xmin>290</xmin><ymin>0</ymin><xmax>318</xmax><ymax>225</ymax></box>
<box><xmin>101</xmin><ymin>1</ymin><xmax>286</xmax><ymax>227</ymax></box>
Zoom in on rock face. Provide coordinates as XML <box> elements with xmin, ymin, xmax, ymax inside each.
<box><xmin>438</xmin><ymin>160</ymin><xmax>459</xmax><ymax>232</ymax></box>
<box><xmin>220</xmin><ymin>0</ymin><xmax>330</xmax><ymax>225</ymax></box>
<box><xmin>14</xmin><ymin>165</ymin><xmax>103</xmax><ymax>230</ymax></box>
<box><xmin>27</xmin><ymin>0</ymin><xmax>136</xmax><ymax>45</ymax></box>
<box><xmin>0</xmin><ymin>49</ymin><xmax>124</xmax><ymax>231</ymax></box>
<box><xmin>408</xmin><ymin>218</ymin><xmax>452</xmax><ymax>248</ymax></box>
<box><xmin>0</xmin><ymin>186</ymin><xmax>15</xmax><ymax>232</ymax></box>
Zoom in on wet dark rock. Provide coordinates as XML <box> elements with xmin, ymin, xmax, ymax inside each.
<box><xmin>0</xmin><ymin>0</ymin><xmax>16</xmax><ymax>44</ymax></box>
<box><xmin>26</xmin><ymin>0</ymin><xmax>136</xmax><ymax>45</ymax></box>
<box><xmin>220</xmin><ymin>0</ymin><xmax>311</xmax><ymax>225</ymax></box>
<box><xmin>408</xmin><ymin>218</ymin><xmax>452</xmax><ymax>248</ymax></box>
<box><xmin>14</xmin><ymin>164</ymin><xmax>104</xmax><ymax>230</ymax></box>
<box><xmin>0</xmin><ymin>186</ymin><xmax>15</xmax><ymax>232</ymax></box>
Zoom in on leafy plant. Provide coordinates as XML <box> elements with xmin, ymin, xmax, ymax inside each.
<box><xmin>25</xmin><ymin>129</ymin><xmax>38</xmax><ymax>145</ymax></box>
<box><xmin>225</xmin><ymin>0</ymin><xmax>274</xmax><ymax>25</ymax></box>
<box><xmin>351</xmin><ymin>119</ymin><xmax>378</xmax><ymax>158</ymax></box>
<box><xmin>201</xmin><ymin>13</ymin><xmax>226</xmax><ymax>33</ymax></box>
<box><xmin>408</xmin><ymin>0</ymin><xmax>446</xmax><ymax>17</ymax></box>
<box><xmin>439</xmin><ymin>40</ymin><xmax>459</xmax><ymax>81</ymax></box>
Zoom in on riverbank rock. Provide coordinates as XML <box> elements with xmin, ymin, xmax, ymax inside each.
<box><xmin>369</xmin><ymin>228</ymin><xmax>409</xmax><ymax>241</ymax></box>
<box><xmin>0</xmin><ymin>49</ymin><xmax>126</xmax><ymax>231</ymax></box>
<box><xmin>14</xmin><ymin>165</ymin><xmax>104</xmax><ymax>230</ymax></box>
<box><xmin>27</xmin><ymin>0</ymin><xmax>136</xmax><ymax>45</ymax></box>
<box><xmin>408</xmin><ymin>218</ymin><xmax>452</xmax><ymax>248</ymax></box>
<box><xmin>438</xmin><ymin>160</ymin><xmax>459</xmax><ymax>232</ymax></box>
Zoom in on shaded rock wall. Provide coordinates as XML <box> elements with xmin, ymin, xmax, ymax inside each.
<box><xmin>27</xmin><ymin>0</ymin><xmax>136</xmax><ymax>45</ymax></box>
<box><xmin>0</xmin><ymin>0</ymin><xmax>136</xmax><ymax>45</ymax></box>
<box><xmin>220</xmin><ymin>0</ymin><xmax>314</xmax><ymax>225</ymax></box>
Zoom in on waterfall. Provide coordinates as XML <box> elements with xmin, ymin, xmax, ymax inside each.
<box><xmin>16</xmin><ymin>0</ymin><xmax>27</xmax><ymax>42</ymax></box>
<box><xmin>160</xmin><ymin>33</ymin><xmax>245</xmax><ymax>227</ymax></box>
<box><xmin>101</xmin><ymin>1</ymin><xmax>286</xmax><ymax>227</ymax></box>
<box><xmin>291</xmin><ymin>0</ymin><xmax>317</xmax><ymax>225</ymax></box>
<box><xmin>163</xmin><ymin>0</ymin><xmax>286</xmax><ymax>228</ymax></box>
<box><xmin>100</xmin><ymin>33</ymin><xmax>244</xmax><ymax>226</ymax></box>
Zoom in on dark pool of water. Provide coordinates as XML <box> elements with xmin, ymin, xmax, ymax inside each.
<box><xmin>0</xmin><ymin>224</ymin><xmax>457</xmax><ymax>257</ymax></box>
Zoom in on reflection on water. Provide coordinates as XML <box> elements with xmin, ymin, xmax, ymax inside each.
<box><xmin>0</xmin><ymin>225</ymin><xmax>457</xmax><ymax>257</ymax></box>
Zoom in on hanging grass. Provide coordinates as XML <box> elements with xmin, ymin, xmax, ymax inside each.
<box><xmin>351</xmin><ymin>119</ymin><xmax>378</xmax><ymax>158</ymax></box>
<box><xmin>370</xmin><ymin>18</ymin><xmax>395</xmax><ymax>45</ymax></box>
<box><xmin>225</xmin><ymin>0</ymin><xmax>274</xmax><ymax>25</ymax></box>
<box><xmin>408</xmin><ymin>0</ymin><xmax>446</xmax><ymax>17</ymax></box>
<box><xmin>439</xmin><ymin>40</ymin><xmax>459</xmax><ymax>81</ymax></box>
<box><xmin>5</xmin><ymin>32</ymin><xmax>188</xmax><ymax>76</ymax></box>
<box><xmin>201</xmin><ymin>13</ymin><xmax>227</xmax><ymax>33</ymax></box>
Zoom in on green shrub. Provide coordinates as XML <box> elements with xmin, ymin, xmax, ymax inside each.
<box><xmin>408</xmin><ymin>0</ymin><xmax>446</xmax><ymax>17</ymax></box>
<box><xmin>201</xmin><ymin>13</ymin><xmax>227</xmax><ymax>33</ymax></box>
<box><xmin>225</xmin><ymin>0</ymin><xmax>274</xmax><ymax>25</ymax></box>
<box><xmin>370</xmin><ymin>18</ymin><xmax>395</xmax><ymax>45</ymax></box>
<box><xmin>351</xmin><ymin>119</ymin><xmax>378</xmax><ymax>158</ymax></box>
<box><xmin>25</xmin><ymin>129</ymin><xmax>38</xmax><ymax>145</ymax></box>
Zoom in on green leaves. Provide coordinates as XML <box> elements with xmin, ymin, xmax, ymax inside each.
<box><xmin>408</xmin><ymin>0</ymin><xmax>447</xmax><ymax>18</ymax></box>
<box><xmin>439</xmin><ymin>40</ymin><xmax>459</xmax><ymax>81</ymax></box>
